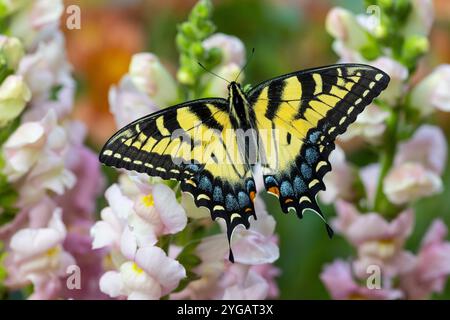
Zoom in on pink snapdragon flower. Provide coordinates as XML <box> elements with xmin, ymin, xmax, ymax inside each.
<box><xmin>109</xmin><ymin>52</ymin><xmax>179</xmax><ymax>128</ymax></box>
<box><xmin>334</xmin><ymin>200</ymin><xmax>415</xmax><ymax>277</ymax></box>
<box><xmin>321</xmin><ymin>260</ymin><xmax>403</xmax><ymax>300</ymax></box>
<box><xmin>5</xmin><ymin>209</ymin><xmax>75</xmax><ymax>299</ymax></box>
<box><xmin>99</xmin><ymin>246</ymin><xmax>186</xmax><ymax>300</ymax></box>
<box><xmin>62</xmin><ymin>219</ymin><xmax>108</xmax><ymax>300</ymax></box>
<box><xmin>410</xmin><ymin>64</ymin><xmax>450</xmax><ymax>116</ymax></box>
<box><xmin>18</xmin><ymin>31</ymin><xmax>75</xmax><ymax>121</ymax></box>
<box><xmin>91</xmin><ymin>177</ymin><xmax>188</xmax><ymax>300</ymax></box>
<box><xmin>383</xmin><ymin>125</ymin><xmax>446</xmax><ymax>205</ymax></box>
<box><xmin>399</xmin><ymin>219</ymin><xmax>450</xmax><ymax>299</ymax></box>
<box><xmin>56</xmin><ymin>145</ymin><xmax>104</xmax><ymax>222</ymax></box>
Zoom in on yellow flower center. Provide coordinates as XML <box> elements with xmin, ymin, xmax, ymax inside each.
<box><xmin>376</xmin><ymin>239</ymin><xmax>396</xmax><ymax>258</ymax></box>
<box><xmin>132</xmin><ymin>262</ymin><xmax>144</xmax><ymax>274</ymax></box>
<box><xmin>141</xmin><ymin>193</ymin><xmax>154</xmax><ymax>207</ymax></box>
<box><xmin>46</xmin><ymin>247</ymin><xmax>60</xmax><ymax>258</ymax></box>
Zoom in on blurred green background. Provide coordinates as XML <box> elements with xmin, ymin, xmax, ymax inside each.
<box><xmin>65</xmin><ymin>0</ymin><xmax>450</xmax><ymax>299</ymax></box>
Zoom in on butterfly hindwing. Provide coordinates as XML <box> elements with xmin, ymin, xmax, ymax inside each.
<box><xmin>99</xmin><ymin>99</ymin><xmax>257</xmax><ymax>260</ymax></box>
<box><xmin>248</xmin><ymin>64</ymin><xmax>389</xmax><ymax>231</ymax></box>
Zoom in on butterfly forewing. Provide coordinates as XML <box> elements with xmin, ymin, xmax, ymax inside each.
<box><xmin>99</xmin><ymin>98</ymin><xmax>257</xmax><ymax>260</ymax></box>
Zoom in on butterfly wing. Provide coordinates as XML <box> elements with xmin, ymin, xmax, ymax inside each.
<box><xmin>248</xmin><ymin>64</ymin><xmax>390</xmax><ymax>233</ymax></box>
<box><xmin>99</xmin><ymin>99</ymin><xmax>256</xmax><ymax>260</ymax></box>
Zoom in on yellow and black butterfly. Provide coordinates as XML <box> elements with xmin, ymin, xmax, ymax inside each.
<box><xmin>100</xmin><ymin>64</ymin><xmax>389</xmax><ymax>261</ymax></box>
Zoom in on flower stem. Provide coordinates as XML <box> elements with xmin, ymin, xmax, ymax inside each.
<box><xmin>374</xmin><ymin>109</ymin><xmax>398</xmax><ymax>216</ymax></box>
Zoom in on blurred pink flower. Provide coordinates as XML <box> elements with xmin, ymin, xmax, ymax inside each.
<box><xmin>325</xmin><ymin>7</ymin><xmax>371</xmax><ymax>54</ymax></box>
<box><xmin>109</xmin><ymin>76</ymin><xmax>158</xmax><ymax>129</ymax></box>
<box><xmin>371</xmin><ymin>57</ymin><xmax>408</xmax><ymax>105</ymax></box>
<box><xmin>249</xmin><ymin>261</ymin><xmax>281</xmax><ymax>298</ymax></box>
<box><xmin>399</xmin><ymin>219</ymin><xmax>450</xmax><ymax>299</ymax></box>
<box><xmin>99</xmin><ymin>246</ymin><xmax>186</xmax><ymax>300</ymax></box>
<box><xmin>18</xmin><ymin>32</ymin><xmax>74</xmax><ymax>121</ymax></box>
<box><xmin>19</xmin><ymin>153</ymin><xmax>76</xmax><ymax>205</ymax></box>
<box><xmin>203</xmin><ymin>33</ymin><xmax>245</xmax><ymax>66</ymax></box>
<box><xmin>61</xmin><ymin>219</ymin><xmax>108</xmax><ymax>300</ymax></box>
<box><xmin>221</xmin><ymin>264</ymin><xmax>269</xmax><ymax>300</ymax></box>
<box><xmin>395</xmin><ymin>125</ymin><xmax>447</xmax><ymax>175</ymax></box>
<box><xmin>9</xmin><ymin>0</ymin><xmax>64</xmax><ymax>48</ymax></box>
<box><xmin>321</xmin><ymin>260</ymin><xmax>403</xmax><ymax>300</ymax></box>
<box><xmin>2</xmin><ymin>110</ymin><xmax>60</xmax><ymax>181</ymax></box>
<box><xmin>334</xmin><ymin>200</ymin><xmax>415</xmax><ymax>277</ymax></box>
<box><xmin>383</xmin><ymin>125</ymin><xmax>446</xmax><ymax>205</ymax></box>
<box><xmin>56</xmin><ymin>145</ymin><xmax>104</xmax><ymax>222</ymax></box>
<box><xmin>410</xmin><ymin>64</ymin><xmax>450</xmax><ymax>116</ymax></box>
<box><xmin>128</xmin><ymin>53</ymin><xmax>178</xmax><ymax>107</ymax></box>
<box><xmin>320</xmin><ymin>146</ymin><xmax>354</xmax><ymax>204</ymax></box>
<box><xmin>359</xmin><ymin>163</ymin><xmax>380</xmax><ymax>207</ymax></box>
<box><xmin>4</xmin><ymin>209</ymin><xmax>75</xmax><ymax>299</ymax></box>
<box><xmin>383</xmin><ymin>163</ymin><xmax>442</xmax><ymax>205</ymax></box>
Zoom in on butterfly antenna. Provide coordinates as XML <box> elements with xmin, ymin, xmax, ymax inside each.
<box><xmin>235</xmin><ymin>47</ymin><xmax>255</xmax><ymax>82</ymax></box>
<box><xmin>197</xmin><ymin>62</ymin><xmax>230</xmax><ymax>84</ymax></box>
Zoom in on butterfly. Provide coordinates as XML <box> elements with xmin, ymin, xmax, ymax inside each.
<box><xmin>100</xmin><ymin>63</ymin><xmax>390</xmax><ymax>262</ymax></box>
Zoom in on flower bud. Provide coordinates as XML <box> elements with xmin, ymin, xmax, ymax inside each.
<box><xmin>0</xmin><ymin>75</ymin><xmax>31</xmax><ymax>127</ymax></box>
<box><xmin>0</xmin><ymin>35</ymin><xmax>24</xmax><ymax>70</ymax></box>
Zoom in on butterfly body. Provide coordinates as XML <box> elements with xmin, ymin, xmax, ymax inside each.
<box><xmin>100</xmin><ymin>64</ymin><xmax>390</xmax><ymax>262</ymax></box>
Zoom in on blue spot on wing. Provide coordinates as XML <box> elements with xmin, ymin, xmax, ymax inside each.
<box><xmin>293</xmin><ymin>176</ymin><xmax>307</xmax><ymax>195</ymax></box>
<box><xmin>265</xmin><ymin>175</ymin><xmax>278</xmax><ymax>186</ymax></box>
<box><xmin>186</xmin><ymin>164</ymin><xmax>200</xmax><ymax>172</ymax></box>
<box><xmin>309</xmin><ymin>131</ymin><xmax>321</xmax><ymax>144</ymax></box>
<box><xmin>280</xmin><ymin>181</ymin><xmax>294</xmax><ymax>197</ymax></box>
<box><xmin>301</xmin><ymin>163</ymin><xmax>312</xmax><ymax>179</ymax></box>
<box><xmin>199</xmin><ymin>176</ymin><xmax>213</xmax><ymax>193</ymax></box>
<box><xmin>305</xmin><ymin>147</ymin><xmax>319</xmax><ymax>165</ymax></box>
<box><xmin>213</xmin><ymin>186</ymin><xmax>223</xmax><ymax>202</ymax></box>
<box><xmin>238</xmin><ymin>191</ymin><xmax>250</xmax><ymax>207</ymax></box>
<box><xmin>225</xmin><ymin>194</ymin><xmax>239</xmax><ymax>211</ymax></box>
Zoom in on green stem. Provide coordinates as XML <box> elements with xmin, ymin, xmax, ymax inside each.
<box><xmin>373</xmin><ymin>110</ymin><xmax>398</xmax><ymax>215</ymax></box>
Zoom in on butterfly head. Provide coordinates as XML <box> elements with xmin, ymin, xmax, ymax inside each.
<box><xmin>228</xmin><ymin>81</ymin><xmax>241</xmax><ymax>91</ymax></box>
<box><xmin>227</xmin><ymin>81</ymin><xmax>246</xmax><ymax>107</ymax></box>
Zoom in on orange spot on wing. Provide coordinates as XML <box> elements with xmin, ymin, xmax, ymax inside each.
<box><xmin>245</xmin><ymin>207</ymin><xmax>253</xmax><ymax>213</ymax></box>
<box><xmin>268</xmin><ymin>187</ymin><xmax>280</xmax><ymax>197</ymax></box>
<box><xmin>249</xmin><ymin>191</ymin><xmax>256</xmax><ymax>202</ymax></box>
<box><xmin>285</xmin><ymin>198</ymin><xmax>294</xmax><ymax>204</ymax></box>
